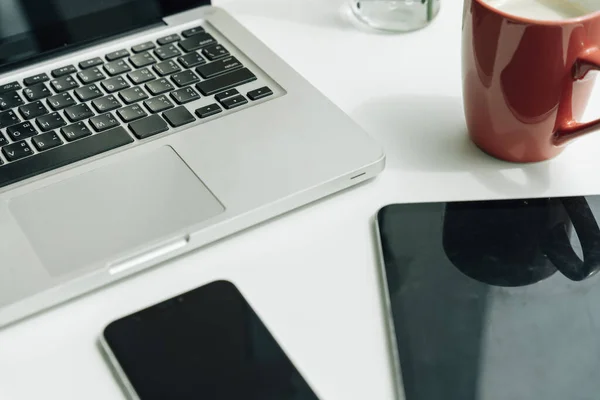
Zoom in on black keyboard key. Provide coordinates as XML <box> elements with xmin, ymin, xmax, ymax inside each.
<box><xmin>47</xmin><ymin>92</ymin><xmax>76</xmax><ymax>111</ymax></box>
<box><xmin>219</xmin><ymin>94</ymin><xmax>248</xmax><ymax>110</ymax></box>
<box><xmin>79</xmin><ymin>57</ymin><xmax>103</xmax><ymax>70</ymax></box>
<box><xmin>144</xmin><ymin>95</ymin><xmax>173</xmax><ymax>113</ymax></box>
<box><xmin>77</xmin><ymin>67</ymin><xmax>105</xmax><ymax>84</ymax></box>
<box><xmin>92</xmin><ymin>95</ymin><xmax>121</xmax><ymax>113</ymax></box>
<box><xmin>195</xmin><ymin>103</ymin><xmax>222</xmax><ymax>119</ymax></box>
<box><xmin>50</xmin><ymin>76</ymin><xmax>79</xmax><ymax>93</ymax></box>
<box><xmin>145</xmin><ymin>79</ymin><xmax>174</xmax><ymax>96</ymax></box>
<box><xmin>119</xmin><ymin>87</ymin><xmax>148</xmax><ymax>105</ymax></box>
<box><xmin>104</xmin><ymin>60</ymin><xmax>131</xmax><ymax>77</ymax></box>
<box><xmin>0</xmin><ymin>81</ymin><xmax>21</xmax><ymax>94</ymax></box>
<box><xmin>23</xmin><ymin>83</ymin><xmax>51</xmax><ymax>101</ymax></box>
<box><xmin>2</xmin><ymin>141</ymin><xmax>33</xmax><ymax>161</ymax></box>
<box><xmin>127</xmin><ymin>68</ymin><xmax>155</xmax><ymax>85</ymax></box>
<box><xmin>106</xmin><ymin>49</ymin><xmax>129</xmax><ymax>61</ymax></box>
<box><xmin>32</xmin><ymin>131</ymin><xmax>63</xmax><ymax>151</ymax></box>
<box><xmin>157</xmin><ymin>34</ymin><xmax>180</xmax><ymax>45</ymax></box>
<box><xmin>0</xmin><ymin>127</ymin><xmax>133</xmax><ymax>188</ymax></box>
<box><xmin>19</xmin><ymin>101</ymin><xmax>48</xmax><ymax>120</ymax></box>
<box><xmin>74</xmin><ymin>84</ymin><xmax>103</xmax><ymax>102</ymax></box>
<box><xmin>171</xmin><ymin>87</ymin><xmax>200</xmax><ymax>105</ymax></box>
<box><xmin>6</xmin><ymin>122</ymin><xmax>36</xmax><ymax>140</ymax></box>
<box><xmin>247</xmin><ymin>86</ymin><xmax>274</xmax><ymax>101</ymax></box>
<box><xmin>101</xmin><ymin>76</ymin><xmax>130</xmax><ymax>94</ymax></box>
<box><xmin>61</xmin><ymin>121</ymin><xmax>92</xmax><ymax>140</ymax></box>
<box><xmin>178</xmin><ymin>52</ymin><xmax>206</xmax><ymax>69</ymax></box>
<box><xmin>129</xmin><ymin>114</ymin><xmax>169</xmax><ymax>139</ymax></box>
<box><xmin>202</xmin><ymin>44</ymin><xmax>230</xmax><ymax>61</ymax></box>
<box><xmin>0</xmin><ymin>91</ymin><xmax>24</xmax><ymax>111</ymax></box>
<box><xmin>154</xmin><ymin>60</ymin><xmax>181</xmax><ymax>77</ymax></box>
<box><xmin>179</xmin><ymin>33</ymin><xmax>216</xmax><ymax>52</ymax></box>
<box><xmin>90</xmin><ymin>113</ymin><xmax>119</xmax><ymax>132</ymax></box>
<box><xmin>132</xmin><ymin>41</ymin><xmax>155</xmax><ymax>53</ymax></box>
<box><xmin>0</xmin><ymin>110</ymin><xmax>19</xmax><ymax>128</ymax></box>
<box><xmin>117</xmin><ymin>104</ymin><xmax>147</xmax><ymax>122</ymax></box>
<box><xmin>0</xmin><ymin>133</ymin><xmax>8</xmax><ymax>147</ymax></box>
<box><xmin>171</xmin><ymin>70</ymin><xmax>199</xmax><ymax>87</ymax></box>
<box><xmin>7</xmin><ymin>121</ymin><xmax>37</xmax><ymax>141</ymax></box>
<box><xmin>51</xmin><ymin>65</ymin><xmax>76</xmax><ymax>78</ymax></box>
<box><xmin>196</xmin><ymin>68</ymin><xmax>256</xmax><ymax>96</ymax></box>
<box><xmin>155</xmin><ymin>45</ymin><xmax>181</xmax><ymax>60</ymax></box>
<box><xmin>130</xmin><ymin>52</ymin><xmax>156</xmax><ymax>68</ymax></box>
<box><xmin>196</xmin><ymin>56</ymin><xmax>243</xmax><ymax>79</ymax></box>
<box><xmin>215</xmin><ymin>89</ymin><xmax>239</xmax><ymax>101</ymax></box>
<box><xmin>3</xmin><ymin>122</ymin><xmax>32</xmax><ymax>144</ymax></box>
<box><xmin>36</xmin><ymin>112</ymin><xmax>66</xmax><ymax>132</ymax></box>
<box><xmin>182</xmin><ymin>26</ymin><xmax>205</xmax><ymax>38</ymax></box>
<box><xmin>64</xmin><ymin>103</ymin><xmax>94</xmax><ymax>122</ymax></box>
<box><xmin>23</xmin><ymin>73</ymin><xmax>49</xmax><ymax>86</ymax></box>
<box><xmin>163</xmin><ymin>106</ymin><xmax>195</xmax><ymax>127</ymax></box>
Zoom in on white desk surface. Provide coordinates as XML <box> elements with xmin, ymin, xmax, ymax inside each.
<box><xmin>4</xmin><ymin>1</ymin><xmax>600</xmax><ymax>399</ymax></box>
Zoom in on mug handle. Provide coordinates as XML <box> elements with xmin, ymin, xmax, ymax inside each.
<box><xmin>543</xmin><ymin>197</ymin><xmax>600</xmax><ymax>281</ymax></box>
<box><xmin>554</xmin><ymin>49</ymin><xmax>600</xmax><ymax>145</ymax></box>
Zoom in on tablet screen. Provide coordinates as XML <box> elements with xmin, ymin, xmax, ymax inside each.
<box><xmin>377</xmin><ymin>197</ymin><xmax>600</xmax><ymax>400</ymax></box>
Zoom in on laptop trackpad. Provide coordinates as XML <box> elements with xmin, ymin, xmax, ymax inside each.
<box><xmin>9</xmin><ymin>146</ymin><xmax>224</xmax><ymax>277</ymax></box>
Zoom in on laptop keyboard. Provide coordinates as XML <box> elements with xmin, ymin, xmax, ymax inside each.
<box><xmin>0</xmin><ymin>26</ymin><xmax>274</xmax><ymax>189</ymax></box>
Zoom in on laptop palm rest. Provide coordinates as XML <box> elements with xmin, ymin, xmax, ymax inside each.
<box><xmin>9</xmin><ymin>146</ymin><xmax>224</xmax><ymax>277</ymax></box>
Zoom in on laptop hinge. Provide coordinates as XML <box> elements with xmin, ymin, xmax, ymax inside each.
<box><xmin>0</xmin><ymin>21</ymin><xmax>166</xmax><ymax>75</ymax></box>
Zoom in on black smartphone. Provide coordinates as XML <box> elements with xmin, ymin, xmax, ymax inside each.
<box><xmin>101</xmin><ymin>280</ymin><xmax>321</xmax><ymax>400</ymax></box>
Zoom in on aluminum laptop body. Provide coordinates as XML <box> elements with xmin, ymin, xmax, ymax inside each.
<box><xmin>0</xmin><ymin>0</ymin><xmax>384</xmax><ymax>326</ymax></box>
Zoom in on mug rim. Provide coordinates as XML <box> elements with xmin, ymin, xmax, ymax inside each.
<box><xmin>474</xmin><ymin>0</ymin><xmax>600</xmax><ymax>25</ymax></box>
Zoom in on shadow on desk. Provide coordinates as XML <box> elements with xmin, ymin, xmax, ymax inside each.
<box><xmin>352</xmin><ymin>95</ymin><xmax>552</xmax><ymax>196</ymax></box>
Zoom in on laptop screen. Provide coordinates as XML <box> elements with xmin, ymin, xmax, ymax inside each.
<box><xmin>0</xmin><ymin>0</ymin><xmax>210</xmax><ymax>71</ymax></box>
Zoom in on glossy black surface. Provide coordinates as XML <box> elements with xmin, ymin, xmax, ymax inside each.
<box><xmin>0</xmin><ymin>0</ymin><xmax>210</xmax><ymax>71</ymax></box>
<box><xmin>104</xmin><ymin>281</ymin><xmax>320</xmax><ymax>400</ymax></box>
<box><xmin>378</xmin><ymin>198</ymin><xmax>600</xmax><ymax>400</ymax></box>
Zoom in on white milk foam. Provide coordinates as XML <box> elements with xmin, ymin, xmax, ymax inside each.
<box><xmin>484</xmin><ymin>0</ymin><xmax>594</xmax><ymax>20</ymax></box>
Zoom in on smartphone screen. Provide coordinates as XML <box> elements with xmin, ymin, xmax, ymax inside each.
<box><xmin>103</xmin><ymin>281</ymin><xmax>320</xmax><ymax>400</ymax></box>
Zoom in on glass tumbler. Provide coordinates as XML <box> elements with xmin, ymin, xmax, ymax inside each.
<box><xmin>349</xmin><ymin>0</ymin><xmax>440</xmax><ymax>32</ymax></box>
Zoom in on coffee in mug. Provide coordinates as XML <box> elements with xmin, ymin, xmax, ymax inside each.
<box><xmin>462</xmin><ymin>0</ymin><xmax>600</xmax><ymax>162</ymax></box>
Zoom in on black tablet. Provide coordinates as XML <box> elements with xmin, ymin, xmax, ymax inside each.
<box><xmin>376</xmin><ymin>196</ymin><xmax>600</xmax><ymax>400</ymax></box>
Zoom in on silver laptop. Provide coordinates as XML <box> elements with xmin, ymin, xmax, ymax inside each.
<box><xmin>0</xmin><ymin>0</ymin><xmax>384</xmax><ymax>327</ymax></box>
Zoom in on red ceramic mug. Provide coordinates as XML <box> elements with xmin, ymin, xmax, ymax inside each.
<box><xmin>462</xmin><ymin>0</ymin><xmax>600</xmax><ymax>162</ymax></box>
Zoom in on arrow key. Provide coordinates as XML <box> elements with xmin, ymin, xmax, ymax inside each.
<box><xmin>218</xmin><ymin>94</ymin><xmax>248</xmax><ymax>110</ymax></box>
